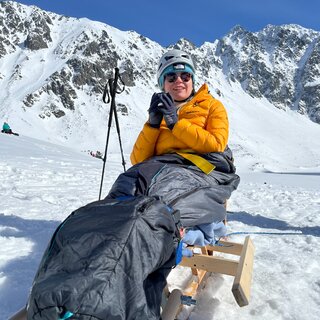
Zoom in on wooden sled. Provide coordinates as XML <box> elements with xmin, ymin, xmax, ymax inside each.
<box><xmin>161</xmin><ymin>236</ymin><xmax>255</xmax><ymax>320</ymax></box>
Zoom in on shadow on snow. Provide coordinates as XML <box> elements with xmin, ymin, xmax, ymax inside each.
<box><xmin>265</xmin><ymin>171</ymin><xmax>320</xmax><ymax>176</ymax></box>
<box><xmin>0</xmin><ymin>213</ymin><xmax>60</xmax><ymax>318</ymax></box>
<box><xmin>227</xmin><ymin>211</ymin><xmax>320</xmax><ymax>237</ymax></box>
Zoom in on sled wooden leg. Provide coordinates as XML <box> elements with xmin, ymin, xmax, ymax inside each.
<box><xmin>8</xmin><ymin>307</ymin><xmax>27</xmax><ymax>320</ymax></box>
<box><xmin>232</xmin><ymin>236</ymin><xmax>255</xmax><ymax>306</ymax></box>
<box><xmin>184</xmin><ymin>246</ymin><xmax>210</xmax><ymax>297</ymax></box>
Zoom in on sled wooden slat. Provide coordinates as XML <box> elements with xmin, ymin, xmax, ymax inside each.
<box><xmin>232</xmin><ymin>236</ymin><xmax>255</xmax><ymax>307</ymax></box>
<box><xmin>206</xmin><ymin>240</ymin><xmax>244</xmax><ymax>255</ymax></box>
<box><xmin>181</xmin><ymin>254</ymin><xmax>239</xmax><ymax>276</ymax></box>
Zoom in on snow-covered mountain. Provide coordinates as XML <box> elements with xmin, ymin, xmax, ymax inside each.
<box><xmin>0</xmin><ymin>1</ymin><xmax>319</xmax><ymax>155</ymax></box>
<box><xmin>215</xmin><ymin>24</ymin><xmax>320</xmax><ymax>120</ymax></box>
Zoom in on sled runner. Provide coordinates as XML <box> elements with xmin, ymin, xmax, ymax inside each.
<box><xmin>161</xmin><ymin>236</ymin><xmax>255</xmax><ymax>320</ymax></box>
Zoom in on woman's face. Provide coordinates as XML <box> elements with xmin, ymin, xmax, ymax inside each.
<box><xmin>163</xmin><ymin>72</ymin><xmax>193</xmax><ymax>102</ymax></box>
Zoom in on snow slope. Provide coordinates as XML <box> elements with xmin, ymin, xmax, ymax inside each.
<box><xmin>1</xmin><ymin>107</ymin><xmax>320</xmax><ymax>319</ymax></box>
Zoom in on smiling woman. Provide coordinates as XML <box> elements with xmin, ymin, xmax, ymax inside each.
<box><xmin>131</xmin><ymin>49</ymin><xmax>230</xmax><ymax>164</ymax></box>
<box><xmin>117</xmin><ymin>47</ymin><xmax>239</xmax><ymax>247</ymax></box>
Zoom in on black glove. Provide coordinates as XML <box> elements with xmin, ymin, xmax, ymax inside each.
<box><xmin>157</xmin><ymin>93</ymin><xmax>178</xmax><ymax>130</ymax></box>
<box><xmin>148</xmin><ymin>93</ymin><xmax>163</xmax><ymax>128</ymax></box>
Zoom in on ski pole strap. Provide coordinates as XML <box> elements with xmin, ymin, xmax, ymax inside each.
<box><xmin>176</xmin><ymin>152</ymin><xmax>215</xmax><ymax>174</ymax></box>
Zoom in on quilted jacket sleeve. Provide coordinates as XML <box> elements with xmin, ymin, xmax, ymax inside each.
<box><xmin>130</xmin><ymin>123</ymin><xmax>160</xmax><ymax>165</ymax></box>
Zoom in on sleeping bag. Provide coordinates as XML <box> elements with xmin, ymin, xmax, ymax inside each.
<box><xmin>27</xmin><ymin>196</ymin><xmax>180</xmax><ymax>320</ymax></box>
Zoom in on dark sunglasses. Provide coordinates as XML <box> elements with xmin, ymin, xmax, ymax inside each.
<box><xmin>165</xmin><ymin>72</ymin><xmax>192</xmax><ymax>83</ymax></box>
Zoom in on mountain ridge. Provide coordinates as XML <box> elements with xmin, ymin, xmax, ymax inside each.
<box><xmin>0</xmin><ymin>1</ymin><xmax>319</xmax><ymax>156</ymax></box>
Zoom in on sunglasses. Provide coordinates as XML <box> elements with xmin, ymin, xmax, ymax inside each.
<box><xmin>165</xmin><ymin>72</ymin><xmax>192</xmax><ymax>83</ymax></box>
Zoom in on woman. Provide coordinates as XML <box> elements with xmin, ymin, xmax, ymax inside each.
<box><xmin>109</xmin><ymin>49</ymin><xmax>239</xmax><ymax>245</ymax></box>
<box><xmin>131</xmin><ymin>49</ymin><xmax>229</xmax><ymax>172</ymax></box>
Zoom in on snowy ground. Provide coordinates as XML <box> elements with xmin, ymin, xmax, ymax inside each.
<box><xmin>1</xmin><ymin>131</ymin><xmax>320</xmax><ymax>319</ymax></box>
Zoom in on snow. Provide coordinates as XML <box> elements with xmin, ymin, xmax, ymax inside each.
<box><xmin>1</xmin><ymin>99</ymin><xmax>320</xmax><ymax>320</ymax></box>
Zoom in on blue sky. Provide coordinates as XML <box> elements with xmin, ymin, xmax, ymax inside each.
<box><xmin>9</xmin><ymin>0</ymin><xmax>320</xmax><ymax>47</ymax></box>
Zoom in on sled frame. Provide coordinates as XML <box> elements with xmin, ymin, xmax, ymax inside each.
<box><xmin>180</xmin><ymin>235</ymin><xmax>254</xmax><ymax>306</ymax></box>
<box><xmin>161</xmin><ymin>236</ymin><xmax>255</xmax><ymax>319</ymax></box>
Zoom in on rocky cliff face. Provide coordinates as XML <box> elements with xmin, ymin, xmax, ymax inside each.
<box><xmin>0</xmin><ymin>1</ymin><xmax>319</xmax><ymax>147</ymax></box>
<box><xmin>0</xmin><ymin>2</ymin><xmax>164</xmax><ymax>123</ymax></box>
<box><xmin>215</xmin><ymin>24</ymin><xmax>320</xmax><ymax>122</ymax></box>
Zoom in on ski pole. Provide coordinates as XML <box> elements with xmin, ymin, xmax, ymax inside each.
<box><xmin>110</xmin><ymin>74</ymin><xmax>126</xmax><ymax>173</ymax></box>
<box><xmin>98</xmin><ymin>68</ymin><xmax>126</xmax><ymax>200</ymax></box>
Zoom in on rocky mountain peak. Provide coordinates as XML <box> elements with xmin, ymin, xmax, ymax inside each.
<box><xmin>215</xmin><ymin>24</ymin><xmax>320</xmax><ymax>121</ymax></box>
<box><xmin>0</xmin><ymin>1</ymin><xmax>319</xmax><ymax>149</ymax></box>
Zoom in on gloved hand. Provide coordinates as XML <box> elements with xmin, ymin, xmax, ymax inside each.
<box><xmin>148</xmin><ymin>93</ymin><xmax>163</xmax><ymax>128</ymax></box>
<box><xmin>157</xmin><ymin>93</ymin><xmax>178</xmax><ymax>130</ymax></box>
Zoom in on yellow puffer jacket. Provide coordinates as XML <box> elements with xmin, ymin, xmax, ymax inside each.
<box><xmin>130</xmin><ymin>84</ymin><xmax>229</xmax><ymax>165</ymax></box>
